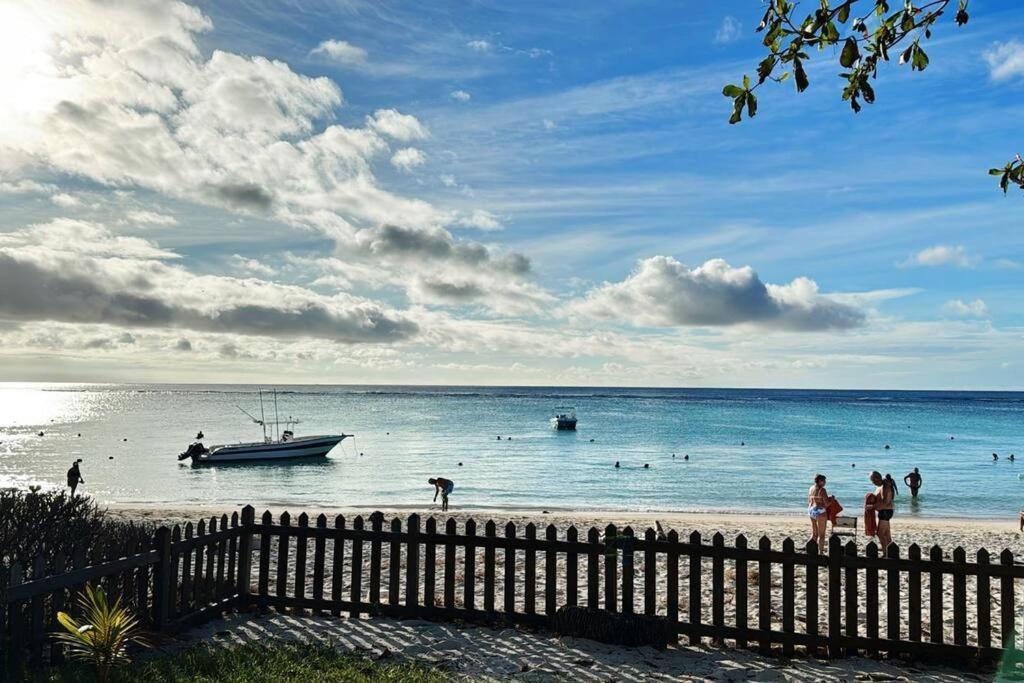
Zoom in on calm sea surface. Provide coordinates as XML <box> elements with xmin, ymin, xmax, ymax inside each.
<box><xmin>0</xmin><ymin>383</ymin><xmax>1021</xmax><ymax>518</ymax></box>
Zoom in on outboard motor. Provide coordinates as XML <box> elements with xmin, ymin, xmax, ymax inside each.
<box><xmin>281</xmin><ymin>430</ymin><xmax>294</xmax><ymax>442</ymax></box>
<box><xmin>178</xmin><ymin>441</ymin><xmax>208</xmax><ymax>461</ymax></box>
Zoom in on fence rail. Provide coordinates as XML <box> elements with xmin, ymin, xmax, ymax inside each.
<box><xmin>3</xmin><ymin>506</ymin><xmax>1022</xmax><ymax>675</ymax></box>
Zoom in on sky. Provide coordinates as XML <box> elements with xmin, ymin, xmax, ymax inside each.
<box><xmin>0</xmin><ymin>0</ymin><xmax>1022</xmax><ymax>389</ymax></box>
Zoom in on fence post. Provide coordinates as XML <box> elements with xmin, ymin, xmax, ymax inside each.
<box><xmin>735</xmin><ymin>534</ymin><xmax>748</xmax><ymax>650</ymax></box>
<box><xmin>1001</xmin><ymin>549</ymin><xmax>1015</xmax><ymax>650</ymax></box>
<box><xmin>804</xmin><ymin>539</ymin><xmax>818</xmax><ymax>656</ymax></box>
<box><xmin>688</xmin><ymin>530</ymin><xmax>701</xmax><ymax>645</ymax></box>
<box><xmin>952</xmin><ymin>547</ymin><xmax>967</xmax><ymax>646</ymax></box>
<box><xmin>886</xmin><ymin>543</ymin><xmax>900</xmax><ymax>643</ymax></box>
<box><xmin>713</xmin><ymin>533</ymin><xmax>726</xmax><ymax>645</ymax></box>
<box><xmin>827</xmin><ymin>534</ymin><xmax>842</xmax><ymax>658</ymax></box>
<box><xmin>236</xmin><ymin>506</ymin><xmax>255</xmax><ymax>607</ymax></box>
<box><xmin>977</xmin><ymin>548</ymin><xmax>991</xmax><ymax>649</ymax></box>
<box><xmin>153</xmin><ymin>526</ymin><xmax>172</xmax><ymax>630</ymax></box>
<box><xmin>781</xmin><ymin>537</ymin><xmax>794</xmax><ymax>657</ymax></box>
<box><xmin>621</xmin><ymin>527</ymin><xmax>634</xmax><ymax>615</ymax></box>
<box><xmin>929</xmin><ymin>545</ymin><xmax>944</xmax><ymax>644</ymax></box>
<box><xmin>758</xmin><ymin>536</ymin><xmax>771</xmax><ymax>655</ymax></box>
<box><xmin>407</xmin><ymin>514</ymin><xmax>421</xmax><ymax>612</ymax></box>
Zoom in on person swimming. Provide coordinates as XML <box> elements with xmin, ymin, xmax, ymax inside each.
<box><xmin>428</xmin><ymin>477</ymin><xmax>454</xmax><ymax>511</ymax></box>
<box><xmin>614</xmin><ymin>461</ymin><xmax>620</xmax><ymax>468</ymax></box>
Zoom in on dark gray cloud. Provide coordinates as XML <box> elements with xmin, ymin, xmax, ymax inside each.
<box><xmin>359</xmin><ymin>224</ymin><xmax>531</xmax><ymax>274</ymax></box>
<box><xmin>0</xmin><ymin>252</ymin><xmax>418</xmax><ymax>343</ymax></box>
<box><xmin>207</xmin><ymin>182</ymin><xmax>274</xmax><ymax>212</ymax></box>
<box><xmin>415</xmin><ymin>278</ymin><xmax>487</xmax><ymax>302</ymax></box>
<box><xmin>579</xmin><ymin>256</ymin><xmax>865</xmax><ymax>332</ymax></box>
<box><xmin>175</xmin><ymin>338</ymin><xmax>193</xmax><ymax>351</ymax></box>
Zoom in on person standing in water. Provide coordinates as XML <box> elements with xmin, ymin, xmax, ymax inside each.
<box><xmin>807</xmin><ymin>474</ymin><xmax>830</xmax><ymax>552</ymax></box>
<box><xmin>67</xmin><ymin>459</ymin><xmax>84</xmax><ymax>497</ymax></box>
<box><xmin>868</xmin><ymin>471</ymin><xmax>895</xmax><ymax>548</ymax></box>
<box><xmin>903</xmin><ymin>468</ymin><xmax>923</xmax><ymax>497</ymax></box>
<box><xmin>428</xmin><ymin>477</ymin><xmax>454</xmax><ymax>511</ymax></box>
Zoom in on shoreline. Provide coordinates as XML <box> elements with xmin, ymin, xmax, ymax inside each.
<box><xmin>103</xmin><ymin>501</ymin><xmax>1021</xmax><ymax>533</ymax></box>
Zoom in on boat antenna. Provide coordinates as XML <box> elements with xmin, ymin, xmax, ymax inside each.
<box><xmin>259</xmin><ymin>387</ymin><xmax>267</xmax><ymax>441</ymax></box>
<box><xmin>235</xmin><ymin>405</ymin><xmax>263</xmax><ymax>425</ymax></box>
<box><xmin>273</xmin><ymin>389</ymin><xmax>280</xmax><ymax>441</ymax></box>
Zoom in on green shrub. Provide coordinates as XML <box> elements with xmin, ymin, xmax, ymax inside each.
<box><xmin>0</xmin><ymin>489</ymin><xmax>154</xmax><ymax>569</ymax></box>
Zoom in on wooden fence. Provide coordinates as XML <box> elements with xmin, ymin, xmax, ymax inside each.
<box><xmin>3</xmin><ymin>505</ymin><xmax>1023</xmax><ymax>675</ymax></box>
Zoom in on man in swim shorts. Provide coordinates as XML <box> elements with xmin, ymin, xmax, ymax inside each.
<box><xmin>429</xmin><ymin>477</ymin><xmax>454</xmax><ymax>511</ymax></box>
<box><xmin>903</xmin><ymin>468</ymin><xmax>922</xmax><ymax>497</ymax></box>
<box><xmin>868</xmin><ymin>471</ymin><xmax>895</xmax><ymax>548</ymax></box>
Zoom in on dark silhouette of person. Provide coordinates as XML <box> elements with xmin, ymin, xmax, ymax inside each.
<box><xmin>67</xmin><ymin>459</ymin><xmax>84</xmax><ymax>496</ymax></box>
<box><xmin>904</xmin><ymin>468</ymin><xmax>923</xmax><ymax>497</ymax></box>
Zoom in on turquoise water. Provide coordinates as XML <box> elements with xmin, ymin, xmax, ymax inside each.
<box><xmin>0</xmin><ymin>383</ymin><xmax>1021</xmax><ymax>518</ymax></box>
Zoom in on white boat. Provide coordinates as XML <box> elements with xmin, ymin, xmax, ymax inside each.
<box><xmin>551</xmin><ymin>406</ymin><xmax>578</xmax><ymax>431</ymax></box>
<box><xmin>178</xmin><ymin>389</ymin><xmax>351</xmax><ymax>465</ymax></box>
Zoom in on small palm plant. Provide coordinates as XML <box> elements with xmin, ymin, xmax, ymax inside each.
<box><xmin>54</xmin><ymin>584</ymin><xmax>151</xmax><ymax>682</ymax></box>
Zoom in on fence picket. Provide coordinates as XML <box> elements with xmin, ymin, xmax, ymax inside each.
<box><xmin>827</xmin><ymin>534</ymin><xmax>842</xmax><ymax>658</ymax></box>
<box><xmin>545</xmin><ymin>524</ymin><xmax>556</xmax><ymax>616</ymax></box>
<box><xmin>525</xmin><ymin>523</ymin><xmax>537</xmax><ymax>615</ymax></box>
<box><xmin>49</xmin><ymin>550</ymin><xmax>66</xmax><ymax>664</ymax></box>
<box><xmin>865</xmin><ymin>543</ymin><xmax>879</xmax><ymax>657</ymax></box>
<box><xmin>294</xmin><ymin>513</ymin><xmax>309</xmax><ymax>600</ymax></box>
<box><xmin>929</xmin><ymin>545</ymin><xmax>943</xmax><ymax>644</ymax></box>
<box><xmin>886</xmin><ymin>543</ymin><xmax>900</xmax><ymax>642</ymax></box>
<box><xmin>276</xmin><ymin>512</ymin><xmax>291</xmax><ymax>601</ymax></box>
<box><xmin>444</xmin><ymin>519</ymin><xmax>457</xmax><ymax>609</ymax></box>
<box><xmin>804</xmin><ymin>540</ymin><xmax>818</xmax><ymax>655</ymax></box>
<box><xmin>587</xmin><ymin>527</ymin><xmax>599</xmax><ymax>609</ymax></box>
<box><xmin>667</xmin><ymin>530</ymin><xmax>679</xmax><ymax>643</ymax></box>
<box><xmin>227</xmin><ymin>511</ymin><xmax>239</xmax><ymax>601</ymax></box>
<box><xmin>643</xmin><ymin>528</ymin><xmax>655</xmax><ymax>616</ymax></box>
<box><xmin>688</xmin><ymin>531</ymin><xmax>701</xmax><ymax>645</ymax></box>
<box><xmin>193</xmin><ymin>519</ymin><xmax>205</xmax><ymax>608</ymax></box>
<box><xmin>504</xmin><ymin>522</ymin><xmax>516</xmax><ymax>616</ymax></box>
<box><xmin>1001</xmin><ymin>549</ymin><xmax>1015</xmax><ymax>650</ymax></box>
<box><xmin>331</xmin><ymin>515</ymin><xmax>346</xmax><ymax>617</ymax></box>
<box><xmin>312</xmin><ymin>514</ymin><xmax>327</xmax><ymax>614</ymax></box>
<box><xmin>407</xmin><ymin>515</ymin><xmax>421</xmax><ymax>609</ymax></box>
<box><xmin>8</xmin><ymin>563</ymin><xmax>24</xmax><ymax>677</ymax></box>
<box><xmin>349</xmin><ymin>516</ymin><xmax>364</xmax><ymax>618</ymax></box>
<box><xmin>205</xmin><ymin>517</ymin><xmax>216</xmax><ymax>603</ymax></box>
<box><xmin>977</xmin><ymin>549</ymin><xmax>991</xmax><ymax>649</ymax></box>
<box><xmin>714</xmin><ymin>533</ymin><xmax>726</xmax><ymax>644</ymax></box>
<box><xmin>484</xmin><ymin>521</ymin><xmax>496</xmax><ymax>612</ymax></box>
<box><xmin>424</xmin><ymin>518</ymin><xmax>436</xmax><ymax>609</ymax></box>
<box><xmin>181</xmin><ymin>523</ymin><xmax>194</xmax><ymax>613</ymax></box>
<box><xmin>465</xmin><ymin>519</ymin><xmax>477</xmax><ymax>612</ymax></box>
<box><xmin>758</xmin><ymin>536</ymin><xmax>771</xmax><ymax>655</ymax></box>
<box><xmin>736</xmin><ymin>535</ymin><xmax>748</xmax><ymax>650</ymax></box>
<box><xmin>169</xmin><ymin>526</ymin><xmax>182</xmax><ymax>617</ymax></box>
<box><xmin>29</xmin><ymin>554</ymin><xmax>44</xmax><ymax>668</ymax></box>
<box><xmin>566</xmin><ymin>526</ymin><xmax>578</xmax><ymax>608</ymax></box>
<box><xmin>953</xmin><ymin>547</ymin><xmax>967</xmax><ymax>646</ymax></box>
<box><xmin>258</xmin><ymin>511</ymin><xmax>271</xmax><ymax>602</ymax></box>
<box><xmin>369</xmin><ymin>513</ymin><xmax>382</xmax><ymax>606</ymax></box>
<box><xmin>781</xmin><ymin>538</ymin><xmax>794</xmax><ymax>657</ymax></box>
<box><xmin>908</xmin><ymin>544</ymin><xmax>922</xmax><ymax>642</ymax></box>
<box><xmin>605</xmin><ymin>524</ymin><xmax>618</xmax><ymax>613</ymax></box>
<box><xmin>844</xmin><ymin>540</ymin><xmax>857</xmax><ymax>656</ymax></box>
<box><xmin>621</xmin><ymin>527</ymin><xmax>634</xmax><ymax>615</ymax></box>
<box><xmin>389</xmin><ymin>518</ymin><xmax>402</xmax><ymax>607</ymax></box>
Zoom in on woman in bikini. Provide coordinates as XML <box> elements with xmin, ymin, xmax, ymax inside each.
<box><xmin>807</xmin><ymin>473</ymin><xmax>829</xmax><ymax>551</ymax></box>
<box><xmin>868</xmin><ymin>470</ymin><xmax>895</xmax><ymax>549</ymax></box>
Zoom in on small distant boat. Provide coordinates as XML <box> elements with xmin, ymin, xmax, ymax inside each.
<box><xmin>178</xmin><ymin>389</ymin><xmax>351</xmax><ymax>465</ymax></box>
<box><xmin>552</xmin><ymin>407</ymin><xmax>577</xmax><ymax>431</ymax></box>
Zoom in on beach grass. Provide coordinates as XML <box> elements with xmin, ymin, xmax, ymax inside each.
<box><xmin>29</xmin><ymin>641</ymin><xmax>448</xmax><ymax>682</ymax></box>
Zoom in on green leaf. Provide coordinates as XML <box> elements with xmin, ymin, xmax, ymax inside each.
<box><xmin>838</xmin><ymin>3</ymin><xmax>851</xmax><ymax>23</ymax></box>
<box><xmin>899</xmin><ymin>45</ymin><xmax>913</xmax><ymax>65</ymax></box>
<box><xmin>794</xmin><ymin>59</ymin><xmax>809</xmax><ymax>92</ymax></box>
<box><xmin>912</xmin><ymin>47</ymin><xmax>929</xmax><ymax>71</ymax></box>
<box><xmin>989</xmin><ymin>168</ymin><xmax>1007</xmax><ymax>176</ymax></box>
<box><xmin>722</xmin><ymin>84</ymin><xmax>744</xmax><ymax>97</ymax></box>
<box><xmin>840</xmin><ymin>37</ymin><xmax>859</xmax><ymax>67</ymax></box>
<box><xmin>746</xmin><ymin>92</ymin><xmax>758</xmax><ymax>117</ymax></box>
<box><xmin>743</xmin><ymin>74</ymin><xmax>751</xmax><ymax>89</ymax></box>
<box><xmin>757</xmin><ymin>55</ymin><xmax>777</xmax><ymax>83</ymax></box>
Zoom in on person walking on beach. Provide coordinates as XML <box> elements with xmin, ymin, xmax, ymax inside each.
<box><xmin>867</xmin><ymin>471</ymin><xmax>895</xmax><ymax>548</ymax></box>
<box><xmin>904</xmin><ymin>468</ymin><xmax>922</xmax><ymax>497</ymax></box>
<box><xmin>66</xmin><ymin>459</ymin><xmax>84</xmax><ymax>497</ymax></box>
<box><xmin>807</xmin><ymin>474</ymin><xmax>830</xmax><ymax>551</ymax></box>
<box><xmin>428</xmin><ymin>477</ymin><xmax>454</xmax><ymax>511</ymax></box>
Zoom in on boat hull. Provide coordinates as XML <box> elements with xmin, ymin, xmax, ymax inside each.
<box><xmin>194</xmin><ymin>435</ymin><xmax>346</xmax><ymax>464</ymax></box>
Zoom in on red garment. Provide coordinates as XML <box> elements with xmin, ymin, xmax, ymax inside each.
<box><xmin>825</xmin><ymin>497</ymin><xmax>843</xmax><ymax>524</ymax></box>
<box><xmin>864</xmin><ymin>492</ymin><xmax>878</xmax><ymax>537</ymax></box>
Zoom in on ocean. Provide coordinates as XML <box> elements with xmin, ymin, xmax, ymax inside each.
<box><xmin>0</xmin><ymin>383</ymin><xmax>1021</xmax><ymax>518</ymax></box>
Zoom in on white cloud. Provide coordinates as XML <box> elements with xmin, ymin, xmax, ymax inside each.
<box><xmin>542</xmin><ymin>118</ymin><xmax>557</xmax><ymax>131</ymax></box>
<box><xmin>390</xmin><ymin>147</ymin><xmax>426</xmax><ymax>172</ymax></box>
<box><xmin>366</xmin><ymin>108</ymin><xmax>429</xmax><ymax>141</ymax></box>
<box><xmin>455</xmin><ymin>209</ymin><xmax>502</xmax><ymax>231</ymax></box>
<box><xmin>50</xmin><ymin>192</ymin><xmax>81</xmax><ymax>207</ymax></box>
<box><xmin>576</xmin><ymin>256</ymin><xmax>865</xmax><ymax>331</ymax></box>
<box><xmin>310</xmin><ymin>39</ymin><xmax>367</xmax><ymax>65</ymax></box>
<box><xmin>900</xmin><ymin>244</ymin><xmax>980</xmax><ymax>268</ymax></box>
<box><xmin>984</xmin><ymin>40</ymin><xmax>1024</xmax><ymax>81</ymax></box>
<box><xmin>439</xmin><ymin>175</ymin><xmax>457</xmax><ymax>187</ymax></box>
<box><xmin>227</xmin><ymin>254</ymin><xmax>276</xmax><ymax>277</ymax></box>
<box><xmin>125</xmin><ymin>210</ymin><xmax>178</xmax><ymax>226</ymax></box>
<box><xmin>450</xmin><ymin>89</ymin><xmax>471</xmax><ymax>102</ymax></box>
<box><xmin>0</xmin><ymin>180</ymin><xmax>57</xmax><ymax>195</ymax></box>
<box><xmin>714</xmin><ymin>16</ymin><xmax>741</xmax><ymax>44</ymax></box>
<box><xmin>943</xmin><ymin>299</ymin><xmax>989</xmax><ymax>318</ymax></box>
<box><xmin>466</xmin><ymin>40</ymin><xmax>491</xmax><ymax>51</ymax></box>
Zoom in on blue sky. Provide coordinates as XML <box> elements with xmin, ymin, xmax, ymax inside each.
<box><xmin>0</xmin><ymin>0</ymin><xmax>1022</xmax><ymax>388</ymax></box>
